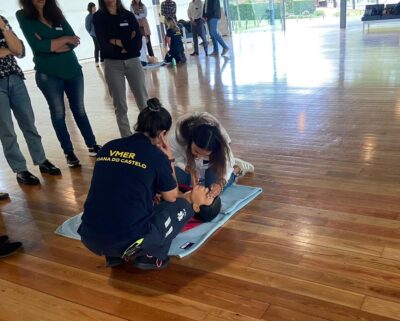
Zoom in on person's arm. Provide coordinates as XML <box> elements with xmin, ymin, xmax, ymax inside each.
<box><xmin>93</xmin><ymin>12</ymin><xmax>117</xmax><ymax>55</ymax></box>
<box><xmin>16</xmin><ymin>11</ymin><xmax>74</xmax><ymax>54</ymax></box>
<box><xmin>0</xmin><ymin>17</ymin><xmax>24</xmax><ymax>57</ymax></box>
<box><xmin>0</xmin><ymin>48</ymin><xmax>12</xmax><ymax>58</ymax></box>
<box><xmin>172</xmin><ymin>2</ymin><xmax>177</xmax><ymax>15</ymax></box>
<box><xmin>85</xmin><ymin>15</ymin><xmax>91</xmax><ymax>34</ymax></box>
<box><xmin>165</xmin><ymin>35</ymin><xmax>171</xmax><ymax>48</ymax></box>
<box><xmin>142</xmin><ymin>5</ymin><xmax>148</xmax><ymax>18</ymax></box>
<box><xmin>124</xmin><ymin>13</ymin><xmax>142</xmax><ymax>53</ymax></box>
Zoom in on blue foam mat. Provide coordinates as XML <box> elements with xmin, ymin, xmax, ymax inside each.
<box><xmin>55</xmin><ymin>184</ymin><xmax>262</xmax><ymax>258</ymax></box>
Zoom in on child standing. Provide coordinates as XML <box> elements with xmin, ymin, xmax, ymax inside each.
<box><xmin>164</xmin><ymin>18</ymin><xmax>186</xmax><ymax>64</ymax></box>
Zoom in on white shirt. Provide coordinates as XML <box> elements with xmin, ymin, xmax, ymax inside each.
<box><xmin>168</xmin><ymin>112</ymin><xmax>235</xmax><ymax>182</ymax></box>
<box><xmin>187</xmin><ymin>0</ymin><xmax>204</xmax><ymax>20</ymax></box>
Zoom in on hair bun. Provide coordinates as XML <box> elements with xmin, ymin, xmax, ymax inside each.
<box><xmin>147</xmin><ymin>98</ymin><xmax>161</xmax><ymax>112</ymax></box>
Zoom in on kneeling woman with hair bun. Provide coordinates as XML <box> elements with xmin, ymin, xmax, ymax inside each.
<box><xmin>79</xmin><ymin>98</ymin><xmax>214</xmax><ymax>270</ymax></box>
<box><xmin>169</xmin><ymin>112</ymin><xmax>255</xmax><ymax>208</ymax></box>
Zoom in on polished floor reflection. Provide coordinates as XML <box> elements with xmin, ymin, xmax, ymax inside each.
<box><xmin>1</xmin><ymin>24</ymin><xmax>400</xmax><ymax>321</ymax></box>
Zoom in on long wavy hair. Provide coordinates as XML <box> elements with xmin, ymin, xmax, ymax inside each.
<box><xmin>177</xmin><ymin>115</ymin><xmax>230</xmax><ymax>179</ymax></box>
<box><xmin>98</xmin><ymin>0</ymin><xmax>126</xmax><ymax>14</ymax></box>
<box><xmin>19</xmin><ymin>0</ymin><xmax>65</xmax><ymax>26</ymax></box>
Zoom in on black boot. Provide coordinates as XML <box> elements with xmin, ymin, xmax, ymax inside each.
<box><xmin>16</xmin><ymin>171</ymin><xmax>40</xmax><ymax>185</ymax></box>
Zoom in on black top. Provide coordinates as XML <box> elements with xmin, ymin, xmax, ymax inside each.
<box><xmin>203</xmin><ymin>0</ymin><xmax>221</xmax><ymax>19</ymax></box>
<box><xmin>80</xmin><ymin>133</ymin><xmax>177</xmax><ymax>246</ymax></box>
<box><xmin>93</xmin><ymin>9</ymin><xmax>142</xmax><ymax>60</ymax></box>
<box><xmin>166</xmin><ymin>27</ymin><xmax>184</xmax><ymax>53</ymax></box>
<box><xmin>0</xmin><ymin>16</ymin><xmax>25</xmax><ymax>79</ymax></box>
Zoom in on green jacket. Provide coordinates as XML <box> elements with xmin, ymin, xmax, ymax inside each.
<box><xmin>16</xmin><ymin>10</ymin><xmax>81</xmax><ymax>79</ymax></box>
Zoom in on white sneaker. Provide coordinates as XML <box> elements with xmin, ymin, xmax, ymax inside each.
<box><xmin>234</xmin><ymin>157</ymin><xmax>254</xmax><ymax>177</ymax></box>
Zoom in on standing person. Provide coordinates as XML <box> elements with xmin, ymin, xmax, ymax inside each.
<box><xmin>160</xmin><ymin>0</ymin><xmax>177</xmax><ymax>22</ymax></box>
<box><xmin>16</xmin><ymin>0</ymin><xmax>101</xmax><ymax>168</ymax></box>
<box><xmin>0</xmin><ymin>15</ymin><xmax>60</xmax><ymax>185</ymax></box>
<box><xmin>131</xmin><ymin>0</ymin><xmax>154</xmax><ymax>58</ymax></box>
<box><xmin>164</xmin><ymin>17</ymin><xmax>186</xmax><ymax>64</ymax></box>
<box><xmin>85</xmin><ymin>2</ymin><xmax>103</xmax><ymax>67</ymax></box>
<box><xmin>78</xmin><ymin>98</ymin><xmax>213</xmax><ymax>270</ymax></box>
<box><xmin>94</xmin><ymin>0</ymin><xmax>149</xmax><ymax>138</ymax></box>
<box><xmin>203</xmin><ymin>0</ymin><xmax>229</xmax><ymax>56</ymax></box>
<box><xmin>169</xmin><ymin>112</ymin><xmax>254</xmax><ymax>198</ymax></box>
<box><xmin>188</xmin><ymin>0</ymin><xmax>208</xmax><ymax>56</ymax></box>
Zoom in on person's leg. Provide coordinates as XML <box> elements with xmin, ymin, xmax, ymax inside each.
<box><xmin>0</xmin><ymin>77</ymin><xmax>28</xmax><ymax>173</ymax></box>
<box><xmin>197</xmin><ymin>19</ymin><xmax>208</xmax><ymax>54</ymax></box>
<box><xmin>209</xmin><ymin>18</ymin><xmax>229</xmax><ymax>53</ymax></box>
<box><xmin>191</xmin><ymin>21</ymin><xmax>199</xmax><ymax>54</ymax></box>
<box><xmin>63</xmin><ymin>71</ymin><xmax>97</xmax><ymax>149</ymax></box>
<box><xmin>146</xmin><ymin>35</ymin><xmax>155</xmax><ymax>57</ymax></box>
<box><xmin>8</xmin><ymin>75</ymin><xmax>47</xmax><ymax>166</ymax></box>
<box><xmin>124</xmin><ymin>57</ymin><xmax>149</xmax><ymax>111</ymax></box>
<box><xmin>104</xmin><ymin>59</ymin><xmax>132</xmax><ymax>137</ymax></box>
<box><xmin>91</xmin><ymin>36</ymin><xmax>99</xmax><ymax>63</ymax></box>
<box><xmin>35</xmin><ymin>72</ymin><xmax>74</xmax><ymax>154</ymax></box>
<box><xmin>135</xmin><ymin>198</ymin><xmax>195</xmax><ymax>266</ymax></box>
<box><xmin>207</xmin><ymin>19</ymin><xmax>219</xmax><ymax>54</ymax></box>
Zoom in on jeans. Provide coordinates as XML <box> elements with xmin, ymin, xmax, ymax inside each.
<box><xmin>207</xmin><ymin>18</ymin><xmax>228</xmax><ymax>53</ymax></box>
<box><xmin>35</xmin><ymin>71</ymin><xmax>97</xmax><ymax>154</ymax></box>
<box><xmin>0</xmin><ymin>74</ymin><xmax>46</xmax><ymax>172</ymax></box>
<box><xmin>104</xmin><ymin>58</ymin><xmax>148</xmax><ymax>137</ymax></box>
<box><xmin>175</xmin><ymin>166</ymin><xmax>236</xmax><ymax>191</ymax></box>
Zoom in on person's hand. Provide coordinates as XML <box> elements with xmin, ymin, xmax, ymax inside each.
<box><xmin>156</xmin><ymin>130</ymin><xmax>174</xmax><ymax>160</ymax></box>
<box><xmin>153</xmin><ymin>193</ymin><xmax>162</xmax><ymax>205</ymax></box>
<box><xmin>191</xmin><ymin>185</ymin><xmax>213</xmax><ymax>207</ymax></box>
<box><xmin>209</xmin><ymin>183</ymin><xmax>222</xmax><ymax>198</ymax></box>
<box><xmin>0</xmin><ymin>17</ymin><xmax>7</xmax><ymax>29</ymax></box>
<box><xmin>66</xmin><ymin>36</ymin><xmax>80</xmax><ymax>47</ymax></box>
<box><xmin>131</xmin><ymin>30</ymin><xmax>136</xmax><ymax>39</ymax></box>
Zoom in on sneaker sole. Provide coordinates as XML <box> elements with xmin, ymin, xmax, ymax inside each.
<box><xmin>88</xmin><ymin>152</ymin><xmax>97</xmax><ymax>157</ymax></box>
<box><xmin>67</xmin><ymin>162</ymin><xmax>81</xmax><ymax>168</ymax></box>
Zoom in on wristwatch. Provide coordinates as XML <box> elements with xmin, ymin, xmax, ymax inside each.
<box><xmin>1</xmin><ymin>25</ymin><xmax>10</xmax><ymax>32</ymax></box>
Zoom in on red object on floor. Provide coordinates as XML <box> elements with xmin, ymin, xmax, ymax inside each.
<box><xmin>179</xmin><ymin>183</ymin><xmax>203</xmax><ymax>231</ymax></box>
<box><xmin>182</xmin><ymin>217</ymin><xmax>203</xmax><ymax>232</ymax></box>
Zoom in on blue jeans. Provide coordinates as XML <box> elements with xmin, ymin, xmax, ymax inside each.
<box><xmin>35</xmin><ymin>71</ymin><xmax>97</xmax><ymax>154</ymax></box>
<box><xmin>175</xmin><ymin>167</ymin><xmax>236</xmax><ymax>192</ymax></box>
<box><xmin>207</xmin><ymin>18</ymin><xmax>228</xmax><ymax>53</ymax></box>
<box><xmin>0</xmin><ymin>74</ymin><xmax>46</xmax><ymax>172</ymax></box>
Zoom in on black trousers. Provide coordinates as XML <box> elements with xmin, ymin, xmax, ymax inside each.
<box><xmin>91</xmin><ymin>36</ymin><xmax>103</xmax><ymax>63</ymax></box>
<box><xmin>191</xmin><ymin>19</ymin><xmax>208</xmax><ymax>54</ymax></box>
<box><xmin>80</xmin><ymin>198</ymin><xmax>194</xmax><ymax>260</ymax></box>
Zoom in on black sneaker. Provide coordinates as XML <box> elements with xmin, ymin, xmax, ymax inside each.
<box><xmin>39</xmin><ymin>159</ymin><xmax>61</xmax><ymax>176</ymax></box>
<box><xmin>0</xmin><ymin>192</ymin><xmax>9</xmax><ymax>201</ymax></box>
<box><xmin>105</xmin><ymin>256</ymin><xmax>124</xmax><ymax>268</ymax></box>
<box><xmin>88</xmin><ymin>145</ymin><xmax>102</xmax><ymax>157</ymax></box>
<box><xmin>65</xmin><ymin>152</ymin><xmax>80</xmax><ymax>167</ymax></box>
<box><xmin>0</xmin><ymin>235</ymin><xmax>9</xmax><ymax>244</ymax></box>
<box><xmin>190</xmin><ymin>52</ymin><xmax>198</xmax><ymax>56</ymax></box>
<box><xmin>0</xmin><ymin>241</ymin><xmax>22</xmax><ymax>258</ymax></box>
<box><xmin>134</xmin><ymin>255</ymin><xmax>170</xmax><ymax>270</ymax></box>
<box><xmin>16</xmin><ymin>171</ymin><xmax>40</xmax><ymax>185</ymax></box>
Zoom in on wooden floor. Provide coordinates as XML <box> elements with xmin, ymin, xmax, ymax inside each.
<box><xmin>1</xmin><ymin>24</ymin><xmax>400</xmax><ymax>321</ymax></box>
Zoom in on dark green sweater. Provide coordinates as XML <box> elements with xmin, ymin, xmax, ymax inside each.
<box><xmin>16</xmin><ymin>10</ymin><xmax>81</xmax><ymax>79</ymax></box>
